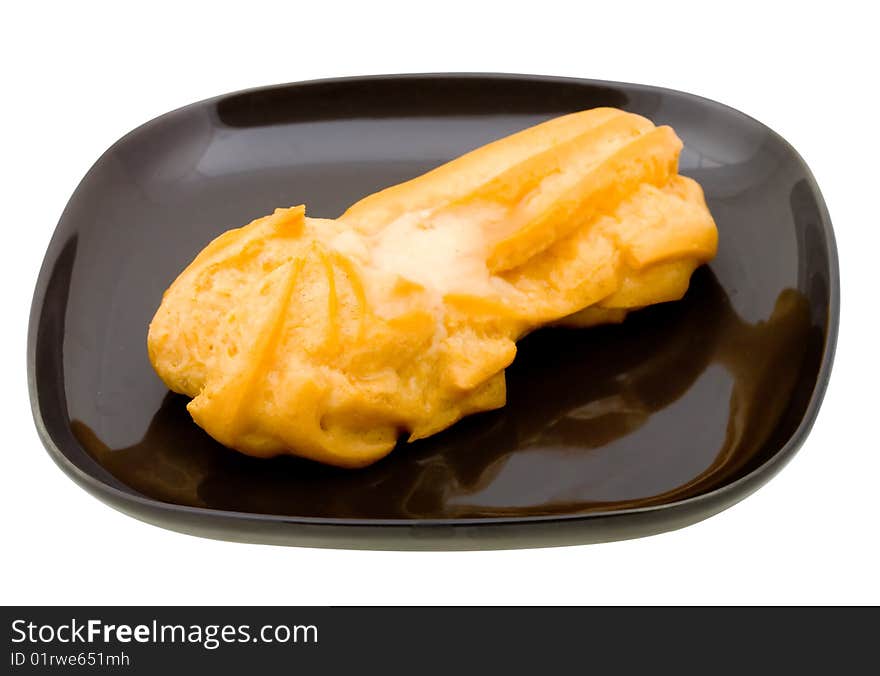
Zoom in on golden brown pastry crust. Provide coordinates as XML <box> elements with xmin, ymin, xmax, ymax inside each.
<box><xmin>148</xmin><ymin>108</ymin><xmax>718</xmax><ymax>467</ymax></box>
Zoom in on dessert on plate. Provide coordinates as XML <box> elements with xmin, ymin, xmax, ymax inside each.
<box><xmin>148</xmin><ymin>108</ymin><xmax>718</xmax><ymax>468</ymax></box>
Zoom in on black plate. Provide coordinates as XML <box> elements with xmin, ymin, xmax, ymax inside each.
<box><xmin>28</xmin><ymin>74</ymin><xmax>838</xmax><ymax>549</ymax></box>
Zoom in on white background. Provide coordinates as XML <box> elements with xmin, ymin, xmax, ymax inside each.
<box><xmin>3</xmin><ymin>1</ymin><xmax>877</xmax><ymax>605</ymax></box>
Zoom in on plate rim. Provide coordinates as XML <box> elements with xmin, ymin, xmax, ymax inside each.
<box><xmin>27</xmin><ymin>72</ymin><xmax>841</xmax><ymax>531</ymax></box>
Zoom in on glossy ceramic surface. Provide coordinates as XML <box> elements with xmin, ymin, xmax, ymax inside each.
<box><xmin>28</xmin><ymin>74</ymin><xmax>838</xmax><ymax>549</ymax></box>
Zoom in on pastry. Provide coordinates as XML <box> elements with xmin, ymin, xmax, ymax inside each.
<box><xmin>148</xmin><ymin>108</ymin><xmax>718</xmax><ymax>467</ymax></box>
